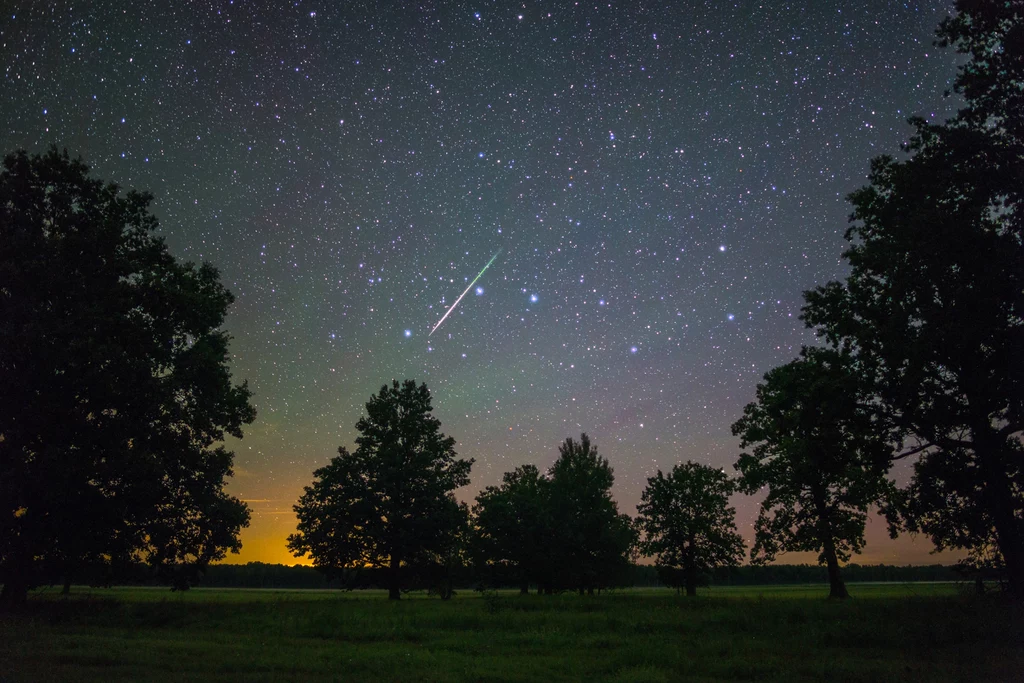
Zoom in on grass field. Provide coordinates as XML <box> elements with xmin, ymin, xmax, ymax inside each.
<box><xmin>1</xmin><ymin>584</ymin><xmax>1021</xmax><ymax>682</ymax></box>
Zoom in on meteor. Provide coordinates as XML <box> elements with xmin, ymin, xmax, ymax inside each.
<box><xmin>429</xmin><ymin>249</ymin><xmax>503</xmax><ymax>336</ymax></box>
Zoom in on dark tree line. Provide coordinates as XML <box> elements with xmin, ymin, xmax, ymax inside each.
<box><xmin>3</xmin><ymin>1</ymin><xmax>1020</xmax><ymax>605</ymax></box>
<box><xmin>286</xmin><ymin>382</ymin><xmax>639</xmax><ymax>599</ymax></box>
<box><xmin>288</xmin><ymin>383</ymin><xmax>746</xmax><ymax>599</ymax></box>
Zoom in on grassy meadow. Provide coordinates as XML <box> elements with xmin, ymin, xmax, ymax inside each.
<box><xmin>1</xmin><ymin>583</ymin><xmax>1021</xmax><ymax>682</ymax></box>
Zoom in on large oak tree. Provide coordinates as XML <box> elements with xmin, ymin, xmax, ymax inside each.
<box><xmin>802</xmin><ymin>0</ymin><xmax>1024</xmax><ymax>596</ymax></box>
<box><xmin>0</xmin><ymin>148</ymin><xmax>255</xmax><ymax>606</ymax></box>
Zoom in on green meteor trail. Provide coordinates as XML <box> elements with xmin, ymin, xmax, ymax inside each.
<box><xmin>429</xmin><ymin>249</ymin><xmax>503</xmax><ymax>336</ymax></box>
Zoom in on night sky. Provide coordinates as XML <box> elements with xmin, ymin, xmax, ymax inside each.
<box><xmin>2</xmin><ymin>1</ymin><xmax>965</xmax><ymax>564</ymax></box>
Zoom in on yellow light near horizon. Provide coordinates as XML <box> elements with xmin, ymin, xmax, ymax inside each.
<box><xmin>218</xmin><ymin>509</ymin><xmax>313</xmax><ymax>566</ymax></box>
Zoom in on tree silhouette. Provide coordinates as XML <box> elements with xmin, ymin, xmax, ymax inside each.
<box><xmin>473</xmin><ymin>464</ymin><xmax>551</xmax><ymax>593</ymax></box>
<box><xmin>547</xmin><ymin>434</ymin><xmax>634</xmax><ymax>594</ymax></box>
<box><xmin>638</xmin><ymin>462</ymin><xmax>744</xmax><ymax>596</ymax></box>
<box><xmin>288</xmin><ymin>380</ymin><xmax>472</xmax><ymax>600</ymax></box>
<box><xmin>731</xmin><ymin>348</ymin><xmax>893</xmax><ymax>599</ymax></box>
<box><xmin>0</xmin><ymin>148</ymin><xmax>255</xmax><ymax>606</ymax></box>
<box><xmin>801</xmin><ymin>1</ymin><xmax>1024</xmax><ymax>597</ymax></box>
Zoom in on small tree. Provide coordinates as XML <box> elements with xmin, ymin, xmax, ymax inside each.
<box><xmin>638</xmin><ymin>462</ymin><xmax>745</xmax><ymax>597</ymax></box>
<box><xmin>288</xmin><ymin>380</ymin><xmax>472</xmax><ymax>600</ymax></box>
<box><xmin>547</xmin><ymin>434</ymin><xmax>633</xmax><ymax>594</ymax></box>
<box><xmin>0</xmin><ymin>148</ymin><xmax>254</xmax><ymax>606</ymax></box>
<box><xmin>731</xmin><ymin>348</ymin><xmax>893</xmax><ymax>599</ymax></box>
<box><xmin>473</xmin><ymin>464</ymin><xmax>551</xmax><ymax>593</ymax></box>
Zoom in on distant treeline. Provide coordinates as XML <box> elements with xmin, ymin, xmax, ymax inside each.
<box><xmin>36</xmin><ymin>559</ymin><xmax>961</xmax><ymax>592</ymax></box>
<box><xmin>189</xmin><ymin>562</ymin><xmax>960</xmax><ymax>590</ymax></box>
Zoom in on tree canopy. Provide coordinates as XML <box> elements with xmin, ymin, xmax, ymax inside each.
<box><xmin>731</xmin><ymin>348</ymin><xmax>893</xmax><ymax>599</ymax></box>
<box><xmin>637</xmin><ymin>462</ymin><xmax>745</xmax><ymax>596</ymax></box>
<box><xmin>287</xmin><ymin>380</ymin><xmax>472</xmax><ymax>599</ymax></box>
<box><xmin>0</xmin><ymin>148</ymin><xmax>255</xmax><ymax>605</ymax></box>
<box><xmin>801</xmin><ymin>0</ymin><xmax>1024</xmax><ymax>597</ymax></box>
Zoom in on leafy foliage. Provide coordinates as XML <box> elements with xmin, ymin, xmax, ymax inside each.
<box><xmin>801</xmin><ymin>0</ymin><xmax>1024</xmax><ymax>596</ymax></box>
<box><xmin>731</xmin><ymin>348</ymin><xmax>893</xmax><ymax>598</ymax></box>
<box><xmin>288</xmin><ymin>380</ymin><xmax>472</xmax><ymax>599</ymax></box>
<box><xmin>0</xmin><ymin>147</ymin><xmax>254</xmax><ymax>605</ymax></box>
<box><xmin>637</xmin><ymin>462</ymin><xmax>744</xmax><ymax>596</ymax></box>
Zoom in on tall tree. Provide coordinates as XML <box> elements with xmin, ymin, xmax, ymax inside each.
<box><xmin>472</xmin><ymin>464</ymin><xmax>551</xmax><ymax>593</ymax></box>
<box><xmin>731</xmin><ymin>348</ymin><xmax>893</xmax><ymax>599</ymax></box>
<box><xmin>547</xmin><ymin>434</ymin><xmax>633</xmax><ymax>594</ymax></box>
<box><xmin>802</xmin><ymin>1</ymin><xmax>1024</xmax><ymax>596</ymax></box>
<box><xmin>637</xmin><ymin>462</ymin><xmax>745</xmax><ymax>597</ymax></box>
<box><xmin>288</xmin><ymin>380</ymin><xmax>472</xmax><ymax>600</ymax></box>
<box><xmin>0</xmin><ymin>148</ymin><xmax>255</xmax><ymax>606</ymax></box>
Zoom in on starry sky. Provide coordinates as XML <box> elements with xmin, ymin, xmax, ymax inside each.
<box><xmin>2</xmin><ymin>1</ymin><xmax>966</xmax><ymax>565</ymax></box>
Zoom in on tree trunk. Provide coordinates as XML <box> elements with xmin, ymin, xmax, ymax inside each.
<box><xmin>975</xmin><ymin>430</ymin><xmax>1024</xmax><ymax>600</ymax></box>
<box><xmin>684</xmin><ymin>564</ymin><xmax>697</xmax><ymax>597</ymax></box>
<box><xmin>684</xmin><ymin>539</ymin><xmax>698</xmax><ymax>597</ymax></box>
<box><xmin>823</xmin><ymin>541</ymin><xmax>849</xmax><ymax>599</ymax></box>
<box><xmin>813</xmin><ymin>485</ymin><xmax>849</xmax><ymax>599</ymax></box>
<box><xmin>387</xmin><ymin>555</ymin><xmax>401</xmax><ymax>600</ymax></box>
<box><xmin>519</xmin><ymin>581</ymin><xmax>529</xmax><ymax>596</ymax></box>
<box><xmin>62</xmin><ymin>577</ymin><xmax>72</xmax><ymax>595</ymax></box>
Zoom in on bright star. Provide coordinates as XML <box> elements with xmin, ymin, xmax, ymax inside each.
<box><xmin>630</xmin><ymin>346</ymin><xmax>638</xmax><ymax>354</ymax></box>
<box><xmin>530</xmin><ymin>294</ymin><xmax>538</xmax><ymax>303</ymax></box>
<box><xmin>475</xmin><ymin>286</ymin><xmax>484</xmax><ymax>295</ymax></box>
<box><xmin>404</xmin><ymin>329</ymin><xmax>412</xmax><ymax>337</ymax></box>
